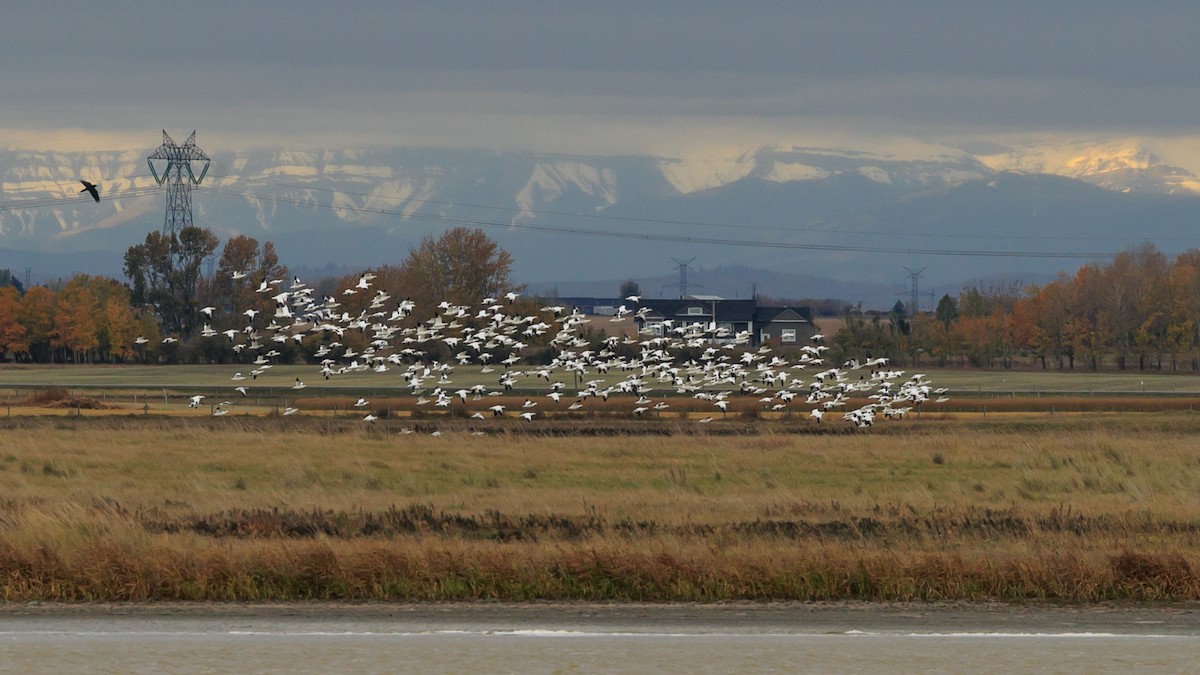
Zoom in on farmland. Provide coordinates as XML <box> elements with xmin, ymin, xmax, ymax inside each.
<box><xmin>3</xmin><ymin>365</ymin><xmax>1200</xmax><ymax>418</ymax></box>
<box><xmin>1</xmin><ymin>363</ymin><xmax>1200</xmax><ymax>602</ymax></box>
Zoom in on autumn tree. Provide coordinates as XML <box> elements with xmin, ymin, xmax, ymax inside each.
<box><xmin>831</xmin><ymin>307</ymin><xmax>903</xmax><ymax>365</ymax></box>
<box><xmin>310</xmin><ymin>232</ymin><xmax>523</xmax><ymax>363</ymax></box>
<box><xmin>952</xmin><ymin>281</ymin><xmax>1023</xmax><ymax>368</ymax></box>
<box><xmin>1166</xmin><ymin>250</ymin><xmax>1200</xmax><ymax>369</ymax></box>
<box><xmin>1067</xmin><ymin>264</ymin><xmax>1107</xmax><ymax>370</ymax></box>
<box><xmin>203</xmin><ymin>234</ymin><xmax>290</xmax><ymax>341</ymax></box>
<box><xmin>17</xmin><ymin>286</ymin><xmax>57</xmax><ymax>362</ymax></box>
<box><xmin>104</xmin><ymin>296</ymin><xmax>139</xmax><ymax>362</ymax></box>
<box><xmin>397</xmin><ymin>227</ymin><xmax>516</xmax><ymax>314</ymax></box>
<box><xmin>954</xmin><ymin>286</ymin><xmax>990</xmax><ymax>366</ymax></box>
<box><xmin>1099</xmin><ymin>244</ymin><xmax>1167</xmax><ymax>370</ymax></box>
<box><xmin>124</xmin><ymin>226</ymin><xmax>219</xmax><ymax>338</ymax></box>
<box><xmin>0</xmin><ymin>286</ymin><xmax>28</xmax><ymax>360</ymax></box>
<box><xmin>1023</xmin><ymin>275</ymin><xmax>1073</xmax><ymax>369</ymax></box>
<box><xmin>158</xmin><ymin>234</ymin><xmax>302</xmax><ymax>363</ymax></box>
<box><xmin>130</xmin><ymin>307</ymin><xmax>163</xmax><ymax>363</ymax></box>
<box><xmin>53</xmin><ymin>276</ymin><xmax>100</xmax><ymax>363</ymax></box>
<box><xmin>49</xmin><ymin>275</ymin><xmax>128</xmax><ymax>363</ymax></box>
<box><xmin>304</xmin><ymin>264</ymin><xmax>404</xmax><ymax>358</ymax></box>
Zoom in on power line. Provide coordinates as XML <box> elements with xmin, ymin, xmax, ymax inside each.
<box><xmin>0</xmin><ymin>169</ymin><xmax>1189</xmax><ymax>248</ymax></box>
<box><xmin>0</xmin><ymin>171</ymin><xmax>1168</xmax><ymax>259</ymax></box>
<box><xmin>0</xmin><ymin>185</ymin><xmax>161</xmax><ymax>212</ymax></box>
<box><xmin>201</xmin><ymin>184</ymin><xmax>1114</xmax><ymax>260</ymax></box>
<box><xmin>213</xmin><ymin>173</ymin><xmax>1143</xmax><ymax>244</ymax></box>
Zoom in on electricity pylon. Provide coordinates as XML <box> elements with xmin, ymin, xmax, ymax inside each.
<box><xmin>661</xmin><ymin>257</ymin><xmax>700</xmax><ymax>298</ymax></box>
<box><xmin>903</xmin><ymin>266</ymin><xmax>926</xmax><ymax>314</ymax></box>
<box><xmin>147</xmin><ymin>130</ymin><xmax>210</xmax><ymax>234</ymax></box>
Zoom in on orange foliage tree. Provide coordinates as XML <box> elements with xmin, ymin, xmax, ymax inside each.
<box><xmin>0</xmin><ymin>286</ymin><xmax>28</xmax><ymax>360</ymax></box>
<box><xmin>17</xmin><ymin>285</ymin><xmax>57</xmax><ymax>362</ymax></box>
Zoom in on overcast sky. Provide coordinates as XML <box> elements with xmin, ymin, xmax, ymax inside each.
<box><xmin>6</xmin><ymin>2</ymin><xmax>1200</xmax><ymax>161</ymax></box>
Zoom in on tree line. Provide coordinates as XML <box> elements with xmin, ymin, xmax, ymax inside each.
<box><xmin>0</xmin><ymin>226</ymin><xmax>516</xmax><ymax>364</ymax></box>
<box><xmin>830</xmin><ymin>243</ymin><xmax>1200</xmax><ymax>371</ymax></box>
<box><xmin>1</xmin><ymin>232</ymin><xmax>1193</xmax><ymax>371</ymax></box>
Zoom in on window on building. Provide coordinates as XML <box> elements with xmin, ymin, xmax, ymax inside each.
<box><xmin>761</xmin><ymin>331</ymin><xmax>770</xmax><ymax>342</ymax></box>
<box><xmin>781</xmin><ymin>328</ymin><xmax>797</xmax><ymax>343</ymax></box>
<box><xmin>685</xmin><ymin>306</ymin><xmax>704</xmax><ymax>315</ymax></box>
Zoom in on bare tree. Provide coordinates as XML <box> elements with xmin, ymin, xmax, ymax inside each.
<box><xmin>123</xmin><ymin>226</ymin><xmax>219</xmax><ymax>337</ymax></box>
<box><xmin>398</xmin><ymin>227</ymin><xmax>516</xmax><ymax>312</ymax></box>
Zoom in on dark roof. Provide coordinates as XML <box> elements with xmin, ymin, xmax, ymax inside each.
<box><xmin>754</xmin><ymin>306</ymin><xmax>813</xmax><ymax>323</ymax></box>
<box><xmin>547</xmin><ymin>296</ymin><xmax>622</xmax><ymax>307</ymax></box>
<box><xmin>636</xmin><ymin>298</ymin><xmax>758</xmax><ymax>322</ymax></box>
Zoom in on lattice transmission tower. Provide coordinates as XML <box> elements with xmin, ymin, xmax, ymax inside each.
<box><xmin>903</xmin><ymin>266</ymin><xmax>926</xmax><ymax>314</ymax></box>
<box><xmin>147</xmin><ymin>130</ymin><xmax>210</xmax><ymax>234</ymax></box>
<box><xmin>666</xmin><ymin>257</ymin><xmax>700</xmax><ymax>298</ymax></box>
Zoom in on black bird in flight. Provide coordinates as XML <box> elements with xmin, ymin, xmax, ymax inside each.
<box><xmin>79</xmin><ymin>180</ymin><xmax>100</xmax><ymax>202</ymax></box>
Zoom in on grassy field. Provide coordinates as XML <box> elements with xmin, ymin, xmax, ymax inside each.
<box><xmin>917</xmin><ymin>369</ymin><xmax>1200</xmax><ymax>394</ymax></box>
<box><xmin>1</xmin><ymin>413</ymin><xmax>1200</xmax><ymax>602</ymax></box>
<box><xmin>4</xmin><ymin>363</ymin><xmax>1200</xmax><ymax>424</ymax></box>
<box><xmin>4</xmin><ymin>363</ymin><xmax>1200</xmax><ymax>393</ymax></box>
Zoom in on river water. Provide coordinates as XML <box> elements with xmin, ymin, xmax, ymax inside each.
<box><xmin>2</xmin><ymin>603</ymin><xmax>1197</xmax><ymax>673</ymax></box>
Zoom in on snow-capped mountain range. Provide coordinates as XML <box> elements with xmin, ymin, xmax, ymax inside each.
<box><xmin>2</xmin><ymin>139</ymin><xmax>1199</xmax><ymax>304</ymax></box>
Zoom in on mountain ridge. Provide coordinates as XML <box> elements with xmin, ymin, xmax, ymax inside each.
<box><xmin>1</xmin><ymin>141</ymin><xmax>1197</xmax><ymax>302</ymax></box>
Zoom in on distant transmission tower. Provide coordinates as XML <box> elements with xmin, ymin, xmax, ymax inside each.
<box><xmin>662</xmin><ymin>257</ymin><xmax>699</xmax><ymax>298</ymax></box>
<box><xmin>147</xmin><ymin>130</ymin><xmax>210</xmax><ymax>234</ymax></box>
<box><xmin>903</xmin><ymin>266</ymin><xmax>926</xmax><ymax>314</ymax></box>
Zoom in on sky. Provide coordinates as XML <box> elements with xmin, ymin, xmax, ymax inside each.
<box><xmin>6</xmin><ymin>2</ymin><xmax>1200</xmax><ymax>164</ymax></box>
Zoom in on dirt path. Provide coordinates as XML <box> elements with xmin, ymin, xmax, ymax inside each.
<box><xmin>4</xmin><ymin>601</ymin><xmax>1199</xmax><ymax>635</ymax></box>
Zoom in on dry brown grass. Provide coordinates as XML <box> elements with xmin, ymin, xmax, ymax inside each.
<box><xmin>292</xmin><ymin>394</ymin><xmax>789</xmax><ymax>420</ymax></box>
<box><xmin>2</xmin><ymin>414</ymin><xmax>1200</xmax><ymax>601</ymax></box>
<box><xmin>927</xmin><ymin>395</ymin><xmax>1200</xmax><ymax>413</ymax></box>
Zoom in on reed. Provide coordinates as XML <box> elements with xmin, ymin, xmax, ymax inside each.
<box><xmin>2</xmin><ymin>415</ymin><xmax>1200</xmax><ymax>602</ymax></box>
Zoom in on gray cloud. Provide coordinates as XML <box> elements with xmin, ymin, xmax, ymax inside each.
<box><xmin>6</xmin><ymin>2</ymin><xmax>1200</xmax><ymax>151</ymax></box>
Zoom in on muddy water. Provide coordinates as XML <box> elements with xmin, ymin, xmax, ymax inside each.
<box><xmin>1</xmin><ymin>603</ymin><xmax>1197</xmax><ymax>673</ymax></box>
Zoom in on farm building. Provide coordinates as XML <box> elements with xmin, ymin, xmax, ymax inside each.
<box><xmin>632</xmin><ymin>296</ymin><xmax>819</xmax><ymax>347</ymax></box>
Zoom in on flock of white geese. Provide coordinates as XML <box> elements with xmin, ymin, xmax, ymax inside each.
<box><xmin>177</xmin><ymin>274</ymin><xmax>945</xmax><ymax>427</ymax></box>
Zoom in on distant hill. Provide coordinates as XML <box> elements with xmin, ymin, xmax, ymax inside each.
<box><xmin>1</xmin><ymin>141</ymin><xmax>1196</xmax><ymax>304</ymax></box>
